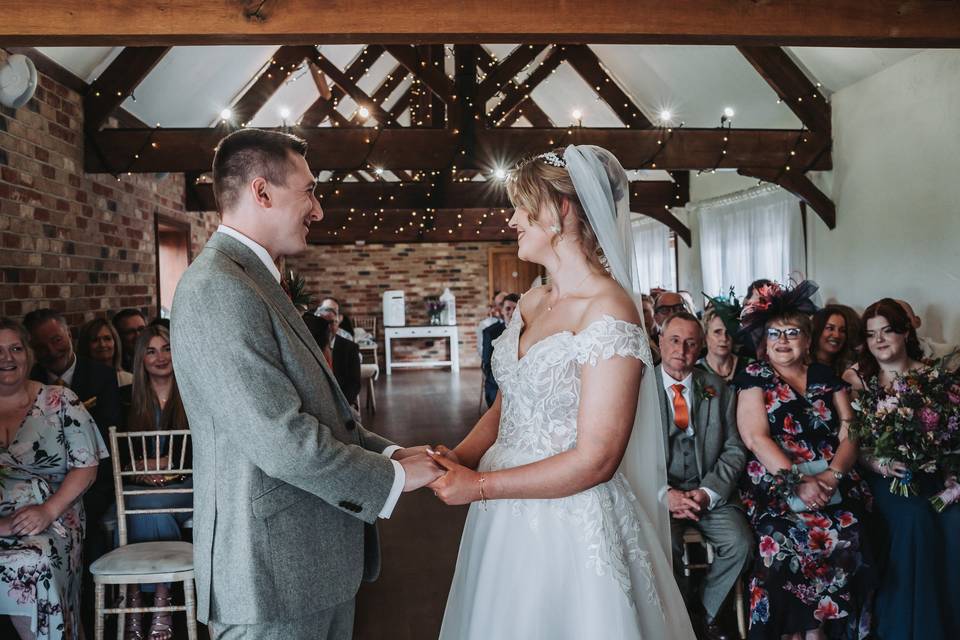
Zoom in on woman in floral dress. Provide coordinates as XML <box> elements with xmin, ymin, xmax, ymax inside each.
<box><xmin>0</xmin><ymin>317</ymin><xmax>108</xmax><ymax>640</ymax></box>
<box><xmin>734</xmin><ymin>284</ymin><xmax>875</xmax><ymax>640</ymax></box>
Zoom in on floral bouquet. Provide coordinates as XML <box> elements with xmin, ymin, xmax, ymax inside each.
<box><xmin>424</xmin><ymin>297</ymin><xmax>446</xmax><ymax>324</ymax></box>
<box><xmin>850</xmin><ymin>359</ymin><xmax>960</xmax><ymax>510</ymax></box>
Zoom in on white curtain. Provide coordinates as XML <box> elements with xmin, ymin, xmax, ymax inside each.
<box><xmin>694</xmin><ymin>185</ymin><xmax>806</xmax><ymax>297</ymax></box>
<box><xmin>631</xmin><ymin>216</ymin><xmax>676</xmax><ymax>293</ymax></box>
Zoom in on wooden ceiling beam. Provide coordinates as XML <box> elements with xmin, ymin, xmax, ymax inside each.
<box><xmin>300</xmin><ymin>45</ymin><xmax>384</xmax><ymax>127</ymax></box>
<box><xmin>475</xmin><ymin>47</ymin><xmax>553</xmax><ymax>127</ymax></box>
<box><xmin>230</xmin><ymin>45</ymin><xmax>315</xmax><ymax>125</ymax></box>
<box><xmin>477</xmin><ymin>44</ymin><xmax>547</xmax><ymax>102</ymax></box>
<box><xmin>5</xmin><ymin>1</ymin><xmax>959</xmax><ymax>46</ymax></box>
<box><xmin>83</xmin><ymin>46</ymin><xmax>169</xmax><ymax>131</ymax></box>
<box><xmin>488</xmin><ymin>46</ymin><xmax>564</xmax><ymax>126</ymax></box>
<box><xmin>384</xmin><ymin>45</ymin><xmax>455</xmax><ymax>103</ymax></box>
<box><xmin>307</xmin><ymin>208</ymin><xmax>515</xmax><ymax>244</ymax></box>
<box><xmin>563</xmin><ymin>45</ymin><xmax>652</xmax><ymax>128</ymax></box>
<box><xmin>307</xmin><ymin>49</ymin><xmax>395</xmax><ymax>125</ymax></box>
<box><xmin>737</xmin><ymin>46</ymin><xmax>830</xmax><ymax>133</ymax></box>
<box><xmin>352</xmin><ymin>64</ymin><xmax>408</xmax><ymax>124</ymax></box>
<box><xmin>738</xmin><ymin>168</ymin><xmax>835</xmax><ymax>228</ymax></box>
<box><xmin>185</xmin><ymin>178</ymin><xmax>679</xmax><ymax>211</ymax></box>
<box><xmin>86</xmin><ymin>127</ymin><xmax>831</xmax><ymax>173</ymax></box>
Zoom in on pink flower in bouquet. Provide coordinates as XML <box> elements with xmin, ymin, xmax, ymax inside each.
<box><xmin>876</xmin><ymin>395</ymin><xmax>899</xmax><ymax>415</ymax></box>
<box><xmin>919</xmin><ymin>407</ymin><xmax>941</xmax><ymax>432</ymax></box>
<box><xmin>814</xmin><ymin>596</ymin><xmax>841</xmax><ymax>621</ymax></box>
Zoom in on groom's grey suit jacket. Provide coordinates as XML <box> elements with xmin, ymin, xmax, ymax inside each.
<box><xmin>655</xmin><ymin>366</ymin><xmax>746</xmax><ymax>506</ymax></box>
<box><xmin>171</xmin><ymin>232</ymin><xmax>396</xmax><ymax>625</ymax></box>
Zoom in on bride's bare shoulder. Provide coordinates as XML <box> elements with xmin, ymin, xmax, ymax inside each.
<box><xmin>578</xmin><ymin>278</ymin><xmax>641</xmax><ymax>329</ymax></box>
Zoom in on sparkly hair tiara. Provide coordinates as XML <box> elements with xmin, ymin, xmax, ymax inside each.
<box><xmin>535</xmin><ymin>151</ymin><xmax>566</xmax><ymax>168</ymax></box>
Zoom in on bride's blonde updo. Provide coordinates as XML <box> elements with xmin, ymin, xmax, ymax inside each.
<box><xmin>507</xmin><ymin>149</ymin><xmax>606</xmax><ymax>270</ymax></box>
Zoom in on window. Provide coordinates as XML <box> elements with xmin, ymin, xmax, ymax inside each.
<box><xmin>631</xmin><ymin>216</ymin><xmax>677</xmax><ymax>293</ymax></box>
<box><xmin>695</xmin><ymin>185</ymin><xmax>806</xmax><ymax>297</ymax></box>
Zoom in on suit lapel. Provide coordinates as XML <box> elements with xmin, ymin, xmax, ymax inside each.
<box><xmin>206</xmin><ymin>233</ymin><xmax>353</xmax><ymax>417</ymax></box>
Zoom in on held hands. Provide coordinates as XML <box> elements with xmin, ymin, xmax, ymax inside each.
<box><xmin>397</xmin><ymin>450</ymin><xmax>445</xmax><ymax>492</ymax></box>
<box><xmin>795</xmin><ymin>475</ymin><xmax>832</xmax><ymax>511</ymax></box>
<box><xmin>426</xmin><ymin>449</ymin><xmax>481</xmax><ymax>505</ymax></box>
<box><xmin>867</xmin><ymin>457</ymin><xmax>909</xmax><ymax>479</ymax></box>
<box><xmin>667</xmin><ymin>488</ymin><xmax>706</xmax><ymax>521</ymax></box>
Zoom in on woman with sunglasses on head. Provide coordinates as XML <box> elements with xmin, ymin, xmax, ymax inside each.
<box><xmin>842</xmin><ymin>298</ymin><xmax>960</xmax><ymax>639</ymax></box>
<box><xmin>734</xmin><ymin>282</ymin><xmax>875</xmax><ymax>640</ymax></box>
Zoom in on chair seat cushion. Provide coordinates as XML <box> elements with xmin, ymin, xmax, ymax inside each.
<box><xmin>90</xmin><ymin>541</ymin><xmax>194</xmax><ymax>576</ymax></box>
<box><xmin>360</xmin><ymin>364</ymin><xmax>378</xmax><ymax>379</ymax></box>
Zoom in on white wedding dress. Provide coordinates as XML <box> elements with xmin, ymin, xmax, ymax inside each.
<box><xmin>439</xmin><ymin>312</ymin><xmax>696</xmax><ymax>640</ymax></box>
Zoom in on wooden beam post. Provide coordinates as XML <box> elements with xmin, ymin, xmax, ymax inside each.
<box><xmin>738</xmin><ymin>168</ymin><xmax>836</xmax><ymax>229</ymax></box>
<box><xmin>307</xmin><ymin>49</ymin><xmax>395</xmax><ymax>125</ymax></box>
<box><xmin>83</xmin><ymin>46</ymin><xmax>169</xmax><ymax>131</ymax></box>
<box><xmin>737</xmin><ymin>46</ymin><xmax>830</xmax><ymax>132</ymax></box>
<box><xmin>300</xmin><ymin>45</ymin><xmax>385</xmax><ymax>127</ymax></box>
<box><xmin>563</xmin><ymin>45</ymin><xmax>652</xmax><ymax>128</ymax></box>
<box><xmin>488</xmin><ymin>46</ymin><xmax>564</xmax><ymax>126</ymax></box>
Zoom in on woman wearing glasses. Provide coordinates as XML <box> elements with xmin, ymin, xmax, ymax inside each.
<box><xmin>733</xmin><ymin>282</ymin><xmax>875</xmax><ymax>640</ymax></box>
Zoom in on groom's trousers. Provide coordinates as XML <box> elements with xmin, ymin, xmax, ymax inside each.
<box><xmin>670</xmin><ymin>505</ymin><xmax>753</xmax><ymax>621</ymax></box>
<box><xmin>207</xmin><ymin>598</ymin><xmax>355</xmax><ymax>640</ymax></box>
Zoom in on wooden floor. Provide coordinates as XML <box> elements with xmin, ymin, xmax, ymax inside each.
<box><xmin>354</xmin><ymin>368</ymin><xmax>480</xmax><ymax>640</ymax></box>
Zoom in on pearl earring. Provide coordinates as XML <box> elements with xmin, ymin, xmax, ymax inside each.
<box><xmin>550</xmin><ymin>224</ymin><xmax>561</xmax><ymax>234</ymax></box>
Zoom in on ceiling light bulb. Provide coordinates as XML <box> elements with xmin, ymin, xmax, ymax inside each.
<box><xmin>659</xmin><ymin>110</ymin><xmax>672</xmax><ymax>123</ymax></box>
<box><xmin>723</xmin><ymin>107</ymin><xmax>735</xmax><ymax>119</ymax></box>
<box><xmin>571</xmin><ymin>109</ymin><xmax>583</xmax><ymax>120</ymax></box>
<box><xmin>374</xmin><ymin>167</ymin><xmax>384</xmax><ymax>176</ymax></box>
<box><xmin>494</xmin><ymin>168</ymin><xmax>507</xmax><ymax>180</ymax></box>
<box><xmin>280</xmin><ymin>107</ymin><xmax>291</xmax><ymax>119</ymax></box>
<box><xmin>220</xmin><ymin>108</ymin><xmax>232</xmax><ymax>120</ymax></box>
<box><xmin>358</xmin><ymin>106</ymin><xmax>370</xmax><ymax>118</ymax></box>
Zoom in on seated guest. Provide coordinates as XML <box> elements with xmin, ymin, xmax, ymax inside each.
<box><xmin>843</xmin><ymin>299</ymin><xmax>960</xmax><ymax>639</ymax></box>
<box><xmin>810</xmin><ymin>305</ymin><xmax>861</xmax><ymax>377</ymax></box>
<box><xmin>653</xmin><ymin>291</ymin><xmax>688</xmax><ymax>336</ymax></box>
<box><xmin>0</xmin><ymin>317</ymin><xmax>108</xmax><ymax>640</ymax></box>
<box><xmin>116</xmin><ymin>325</ymin><xmax>193</xmax><ymax>640</ymax></box>
<box><xmin>738</xmin><ymin>279</ymin><xmax>775</xmax><ymax>359</ymax></box>
<box><xmin>111</xmin><ymin>309</ymin><xmax>147</xmax><ymax>373</ymax></box>
<box><xmin>656</xmin><ymin>312</ymin><xmax>751</xmax><ymax>640</ymax></box>
<box><xmin>482</xmin><ymin>294</ymin><xmax>519</xmax><ymax>407</ymax></box>
<box><xmin>476</xmin><ymin>291</ymin><xmax>506</xmax><ymax>356</ymax></box>
<box><xmin>78</xmin><ymin>318</ymin><xmax>134</xmax><ymax>388</ymax></box>
<box><xmin>23</xmin><ymin>309</ymin><xmax>122</xmax><ymax>585</ymax></box>
<box><xmin>302</xmin><ymin>313</ymin><xmax>334</xmax><ymax>367</ymax></box>
<box><xmin>698</xmin><ymin>306</ymin><xmax>751</xmax><ymax>382</ymax></box>
<box><xmin>310</xmin><ymin>310</ymin><xmax>362</xmax><ymax>408</ymax></box>
<box><xmin>896</xmin><ymin>298</ymin><xmax>955</xmax><ymax>361</ymax></box>
<box><xmin>316</xmin><ymin>297</ymin><xmax>354</xmax><ymax>342</ymax></box>
<box><xmin>734</xmin><ymin>282</ymin><xmax>875</xmax><ymax>639</ymax></box>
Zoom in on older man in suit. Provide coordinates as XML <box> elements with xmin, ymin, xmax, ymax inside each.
<box><xmin>171</xmin><ymin>129</ymin><xmax>442</xmax><ymax>640</ymax></box>
<box><xmin>657</xmin><ymin>311</ymin><xmax>752</xmax><ymax>640</ymax></box>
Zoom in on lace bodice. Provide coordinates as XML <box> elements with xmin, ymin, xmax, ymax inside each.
<box><xmin>488</xmin><ymin>312</ymin><xmax>653</xmax><ymax>467</ymax></box>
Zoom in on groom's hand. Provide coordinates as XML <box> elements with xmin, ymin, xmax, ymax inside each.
<box><xmin>426</xmin><ymin>451</ymin><xmax>481</xmax><ymax>505</ymax></box>
<box><xmin>391</xmin><ymin>445</ymin><xmax>431</xmax><ymax>460</ymax></box>
<box><xmin>399</xmin><ymin>453</ymin><xmax>445</xmax><ymax>492</ymax></box>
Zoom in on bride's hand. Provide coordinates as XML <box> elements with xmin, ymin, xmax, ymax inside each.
<box><xmin>432</xmin><ymin>445</ymin><xmax>460</xmax><ymax>466</ymax></box>
<box><xmin>426</xmin><ymin>450</ymin><xmax>481</xmax><ymax>505</ymax></box>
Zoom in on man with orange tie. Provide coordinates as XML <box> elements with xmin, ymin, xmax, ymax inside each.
<box><xmin>656</xmin><ymin>311</ymin><xmax>751</xmax><ymax>640</ymax></box>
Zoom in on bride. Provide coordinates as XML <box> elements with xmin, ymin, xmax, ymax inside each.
<box><xmin>427</xmin><ymin>146</ymin><xmax>696</xmax><ymax>639</ymax></box>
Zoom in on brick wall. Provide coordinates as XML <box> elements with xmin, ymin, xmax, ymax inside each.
<box><xmin>0</xmin><ymin>49</ymin><xmax>219</xmax><ymax>329</ymax></box>
<box><xmin>289</xmin><ymin>241</ymin><xmax>518</xmax><ymax>368</ymax></box>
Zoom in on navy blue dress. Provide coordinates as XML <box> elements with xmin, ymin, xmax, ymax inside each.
<box><xmin>856</xmin><ymin>375</ymin><xmax>960</xmax><ymax>638</ymax></box>
<box><xmin>734</xmin><ymin>362</ymin><xmax>875</xmax><ymax>640</ymax></box>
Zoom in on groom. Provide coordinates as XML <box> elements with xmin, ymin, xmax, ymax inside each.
<box><xmin>656</xmin><ymin>311</ymin><xmax>752</xmax><ymax>640</ymax></box>
<box><xmin>171</xmin><ymin>129</ymin><xmax>442</xmax><ymax>639</ymax></box>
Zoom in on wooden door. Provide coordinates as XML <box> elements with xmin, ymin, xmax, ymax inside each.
<box><xmin>488</xmin><ymin>246</ymin><xmax>543</xmax><ymax>300</ymax></box>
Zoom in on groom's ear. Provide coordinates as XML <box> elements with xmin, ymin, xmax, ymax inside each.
<box><xmin>250</xmin><ymin>176</ymin><xmax>272</xmax><ymax>209</ymax></box>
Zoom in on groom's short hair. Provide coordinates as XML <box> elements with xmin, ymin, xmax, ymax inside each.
<box><xmin>212</xmin><ymin>128</ymin><xmax>309</xmax><ymax>214</ymax></box>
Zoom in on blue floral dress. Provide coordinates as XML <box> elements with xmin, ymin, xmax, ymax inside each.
<box><xmin>0</xmin><ymin>385</ymin><xmax>109</xmax><ymax>639</ymax></box>
<box><xmin>734</xmin><ymin>362</ymin><xmax>875</xmax><ymax>640</ymax></box>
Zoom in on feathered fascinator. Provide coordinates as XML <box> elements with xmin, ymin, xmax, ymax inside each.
<box><xmin>703</xmin><ymin>286</ymin><xmax>743</xmax><ymax>339</ymax></box>
<box><xmin>737</xmin><ymin>280</ymin><xmax>820</xmax><ymax>348</ymax></box>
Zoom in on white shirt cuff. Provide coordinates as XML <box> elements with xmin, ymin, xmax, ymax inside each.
<box><xmin>658</xmin><ymin>485</ymin><xmax>669</xmax><ymax>505</ymax></box>
<box><xmin>700</xmin><ymin>486</ymin><xmax>721</xmax><ymax>510</ymax></box>
<box><xmin>378</xmin><ymin>458</ymin><xmax>405</xmax><ymax>519</ymax></box>
<box><xmin>382</xmin><ymin>445</ymin><xmax>401</xmax><ymax>459</ymax></box>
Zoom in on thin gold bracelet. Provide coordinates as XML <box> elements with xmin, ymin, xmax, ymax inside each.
<box><xmin>478</xmin><ymin>473</ymin><xmax>488</xmax><ymax>510</ymax></box>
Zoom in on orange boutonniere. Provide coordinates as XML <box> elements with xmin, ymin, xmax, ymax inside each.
<box><xmin>695</xmin><ymin>382</ymin><xmax>717</xmax><ymax>403</ymax></box>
